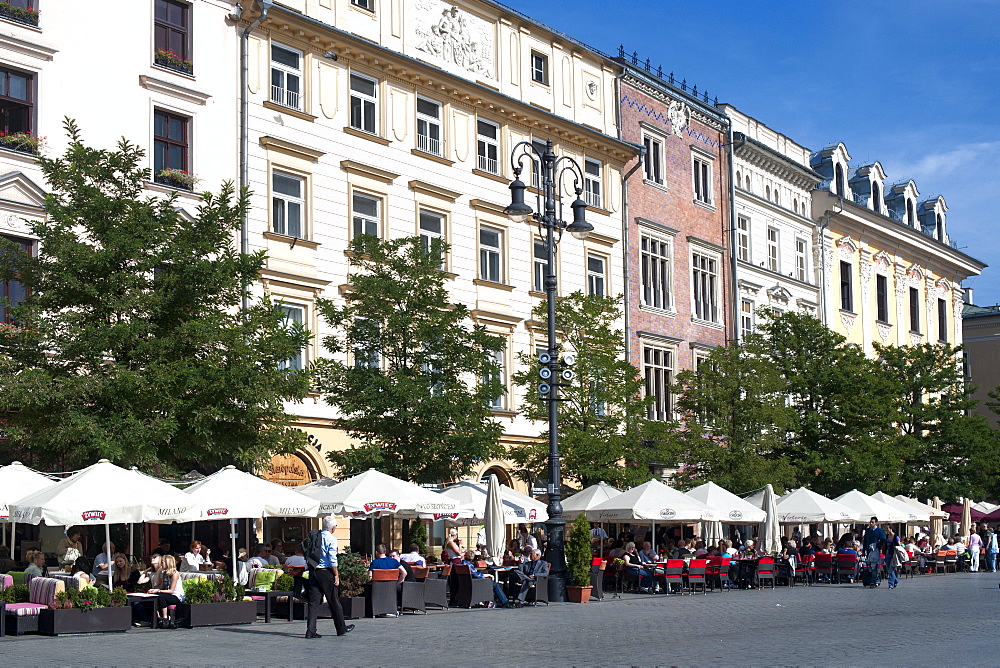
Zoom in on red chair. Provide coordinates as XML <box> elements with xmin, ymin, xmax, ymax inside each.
<box><xmin>793</xmin><ymin>554</ymin><xmax>814</xmax><ymax>586</ymax></box>
<box><xmin>812</xmin><ymin>553</ymin><xmax>834</xmax><ymax>583</ymax></box>
<box><xmin>655</xmin><ymin>559</ymin><xmax>685</xmax><ymax>594</ymax></box>
<box><xmin>836</xmin><ymin>554</ymin><xmax>858</xmax><ymax>583</ymax></box>
<box><xmin>686</xmin><ymin>559</ymin><xmax>708</xmax><ymax>595</ymax></box>
<box><xmin>756</xmin><ymin>557</ymin><xmax>776</xmax><ymax>589</ymax></box>
<box><xmin>705</xmin><ymin>557</ymin><xmax>732</xmax><ymax>592</ymax></box>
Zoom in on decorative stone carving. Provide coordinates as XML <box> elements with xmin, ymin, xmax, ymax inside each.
<box><xmin>414</xmin><ymin>1</ymin><xmax>494</xmax><ymax>80</ymax></box>
<box><xmin>840</xmin><ymin>312</ymin><xmax>856</xmax><ymax>331</ymax></box>
<box><xmin>876</xmin><ymin>322</ymin><xmax>891</xmax><ymax>342</ymax></box>
<box><xmin>872</xmin><ymin>251</ymin><xmax>891</xmax><ymax>272</ymax></box>
<box><xmin>666</xmin><ymin>99</ymin><xmax>690</xmax><ymax>136</ymax></box>
<box><xmin>837</xmin><ymin>236</ymin><xmax>857</xmax><ymax>260</ymax></box>
<box><xmin>766</xmin><ymin>285</ymin><xmax>792</xmax><ymax>304</ymax></box>
<box><xmin>909</xmin><ymin>332</ymin><xmax>923</xmax><ymax>346</ymax></box>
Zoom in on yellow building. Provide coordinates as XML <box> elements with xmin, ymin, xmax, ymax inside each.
<box><xmin>809</xmin><ymin>143</ymin><xmax>984</xmax><ymax>356</ymax></box>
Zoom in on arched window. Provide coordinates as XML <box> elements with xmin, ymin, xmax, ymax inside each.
<box><xmin>936</xmin><ymin>214</ymin><xmax>943</xmax><ymax>241</ymax></box>
<box><xmin>736</xmin><ymin>170</ymin><xmax>741</xmax><ymax>187</ymax></box>
<box><xmin>765</xmin><ymin>185</ymin><xmax>771</xmax><ymax>200</ymax></box>
<box><xmin>906</xmin><ymin>199</ymin><xmax>915</xmax><ymax>227</ymax></box>
<box><xmin>793</xmin><ymin>198</ymin><xmax>799</xmax><ymax>214</ymax></box>
<box><xmin>774</xmin><ymin>189</ymin><xmax>780</xmax><ymax>205</ymax></box>
<box><xmin>745</xmin><ymin>175</ymin><xmax>751</xmax><ymax>190</ymax></box>
<box><xmin>835</xmin><ymin>164</ymin><xmax>845</xmax><ymax>197</ymax></box>
<box><xmin>871</xmin><ymin>181</ymin><xmax>880</xmax><ymax>212</ymax></box>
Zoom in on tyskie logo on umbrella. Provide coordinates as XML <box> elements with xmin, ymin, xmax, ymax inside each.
<box><xmin>363</xmin><ymin>502</ymin><xmax>397</xmax><ymax>513</ymax></box>
<box><xmin>81</xmin><ymin>510</ymin><xmax>107</xmax><ymax>521</ymax></box>
<box><xmin>206</xmin><ymin>508</ymin><xmax>229</xmax><ymax>517</ymax></box>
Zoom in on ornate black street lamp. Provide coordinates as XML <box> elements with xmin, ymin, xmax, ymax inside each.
<box><xmin>504</xmin><ymin>139</ymin><xmax>592</xmax><ymax>601</ymax></box>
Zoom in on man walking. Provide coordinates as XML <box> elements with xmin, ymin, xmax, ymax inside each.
<box><xmin>861</xmin><ymin>517</ymin><xmax>886</xmax><ymax>586</ymax></box>
<box><xmin>305</xmin><ymin>516</ymin><xmax>354</xmax><ymax>639</ymax></box>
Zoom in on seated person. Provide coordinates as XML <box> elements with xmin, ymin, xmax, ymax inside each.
<box><xmin>369</xmin><ymin>544</ymin><xmax>407</xmax><ymax>594</ymax></box>
<box><xmin>672</xmin><ymin>539</ymin><xmax>691</xmax><ymax>559</ymax></box>
<box><xmin>269</xmin><ymin>540</ymin><xmax>286</xmax><ymax>565</ymax></box>
<box><xmin>70</xmin><ymin>556</ymin><xmax>94</xmax><ymax>587</ymax></box>
<box><xmin>739</xmin><ymin>539</ymin><xmax>758</xmax><ymax>557</ymax></box>
<box><xmin>511</xmin><ymin>549</ymin><xmax>549</xmax><ymax>606</ymax></box>
<box><xmin>247</xmin><ymin>544</ymin><xmax>270</xmax><ymax>568</ymax></box>
<box><xmin>399</xmin><ymin>543</ymin><xmax>426</xmax><ymax>568</ymax></box>
<box><xmin>147</xmin><ymin>554</ymin><xmax>185</xmax><ymax>628</ymax></box>
<box><xmin>638</xmin><ymin>541</ymin><xmax>658</xmax><ymax>563</ymax></box>
<box><xmin>836</xmin><ymin>533</ymin><xmax>858</xmax><ymax>555</ymax></box>
<box><xmin>459</xmin><ymin>549</ymin><xmax>509</xmax><ymax>608</ymax></box>
<box><xmin>723</xmin><ymin>540</ymin><xmax>739</xmax><ymax>557</ymax></box>
<box><xmin>607</xmin><ymin>540</ymin><xmax>626</xmax><ymax>560</ymax></box>
<box><xmin>622</xmin><ymin>542</ymin><xmax>654</xmax><ymax>592</ymax></box>
<box><xmin>111</xmin><ymin>552</ymin><xmax>141</xmax><ymax>591</ymax></box>
<box><xmin>152</xmin><ymin>539</ymin><xmax>174</xmax><ymax>557</ymax></box>
<box><xmin>182</xmin><ymin>540</ymin><xmax>212</xmax><ymax>571</ymax></box>
<box><xmin>24</xmin><ymin>549</ymin><xmax>47</xmax><ymax>577</ymax></box>
<box><xmin>0</xmin><ymin>544</ymin><xmax>16</xmax><ymax>573</ymax></box>
<box><xmin>92</xmin><ymin>541</ymin><xmax>115</xmax><ymax>579</ymax></box>
<box><xmin>780</xmin><ymin>540</ymin><xmax>798</xmax><ymax>561</ymax></box>
<box><xmin>56</xmin><ymin>528</ymin><xmax>84</xmax><ymax>568</ymax></box>
<box><xmin>692</xmin><ymin>541</ymin><xmax>708</xmax><ymax>558</ymax></box>
<box><xmin>283</xmin><ymin>548</ymin><xmax>307</xmax><ymax>576</ymax></box>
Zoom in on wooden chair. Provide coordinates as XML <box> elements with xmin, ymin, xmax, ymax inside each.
<box><xmin>943</xmin><ymin>550</ymin><xmax>958</xmax><ymax>573</ymax></box>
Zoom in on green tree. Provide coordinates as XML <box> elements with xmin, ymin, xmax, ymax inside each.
<box><xmin>671</xmin><ymin>342</ymin><xmax>796</xmax><ymax>493</ymax></box>
<box><xmin>751</xmin><ymin>310</ymin><xmax>898</xmax><ymax>495</ymax></box>
<box><xmin>0</xmin><ymin>120</ymin><xmax>310</xmax><ymax>474</ymax></box>
<box><xmin>509</xmin><ymin>292</ymin><xmax>675</xmax><ymax>489</ymax></box>
<box><xmin>314</xmin><ymin>234</ymin><xmax>504</xmax><ymax>483</ymax></box>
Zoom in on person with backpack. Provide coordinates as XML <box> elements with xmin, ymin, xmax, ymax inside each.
<box><xmin>303</xmin><ymin>516</ymin><xmax>354</xmax><ymax>639</ymax></box>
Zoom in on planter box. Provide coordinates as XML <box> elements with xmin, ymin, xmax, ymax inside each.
<box><xmin>39</xmin><ymin>606</ymin><xmax>132</xmax><ymax>635</ymax></box>
<box><xmin>340</xmin><ymin>596</ymin><xmax>365</xmax><ymax>620</ymax></box>
<box><xmin>565</xmin><ymin>585</ymin><xmax>593</xmax><ymax>603</ymax></box>
<box><xmin>177</xmin><ymin>601</ymin><xmax>256</xmax><ymax>628</ymax></box>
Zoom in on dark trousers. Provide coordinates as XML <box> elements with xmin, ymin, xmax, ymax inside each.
<box><xmin>306</xmin><ymin>567</ymin><xmax>347</xmax><ymax>636</ymax></box>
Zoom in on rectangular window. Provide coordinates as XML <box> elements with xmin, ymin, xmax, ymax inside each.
<box><xmin>530</xmin><ymin>51</ymin><xmax>548</xmax><ymax>85</ymax></box>
<box><xmin>349</xmin><ymin>73</ymin><xmax>378</xmax><ymax>134</ymax></box>
<box><xmin>530</xmin><ymin>138</ymin><xmax>547</xmax><ymax>188</ymax></box>
<box><xmin>532</xmin><ymin>239</ymin><xmax>547</xmax><ymax>293</ymax></box>
<box><xmin>0</xmin><ymin>65</ymin><xmax>33</xmax><ymax>138</ymax></box>
<box><xmin>152</xmin><ymin>109</ymin><xmax>189</xmax><ymax>187</ymax></box>
<box><xmin>419</xmin><ymin>210</ymin><xmax>445</xmax><ymax>268</ymax></box>
<box><xmin>840</xmin><ymin>261</ymin><xmax>853</xmax><ymax>312</ymax></box>
<box><xmin>272</xmin><ymin>171</ymin><xmax>304</xmax><ymax>239</ymax></box>
<box><xmin>485</xmin><ymin>349</ymin><xmax>505</xmax><ymax>409</ymax></box>
<box><xmin>584</xmin><ymin>159</ymin><xmax>602</xmax><ymax>209</ymax></box>
<box><xmin>938</xmin><ymin>298</ymin><xmax>948</xmax><ymax>342</ymax></box>
<box><xmin>692</xmin><ymin>252</ymin><xmax>719</xmax><ymax>323</ymax></box>
<box><xmin>270</xmin><ymin>44</ymin><xmax>302</xmax><ymax>110</ymax></box>
<box><xmin>479</xmin><ymin>226</ymin><xmax>503</xmax><ymax>283</ymax></box>
<box><xmin>0</xmin><ymin>234</ymin><xmax>30</xmax><ymax>324</ymax></box>
<box><xmin>767</xmin><ymin>227</ymin><xmax>780</xmax><ymax>272</ymax></box>
<box><xmin>587</xmin><ymin>254</ymin><xmax>606</xmax><ymax>298</ymax></box>
<box><xmin>278</xmin><ymin>304</ymin><xmax>304</xmax><ymax>371</ymax></box>
<box><xmin>476</xmin><ymin>119</ymin><xmax>499</xmax><ymax>174</ymax></box>
<box><xmin>416</xmin><ymin>97</ymin><xmax>442</xmax><ymax>155</ymax></box>
<box><xmin>736</xmin><ymin>216</ymin><xmax>750</xmax><ymax>263</ymax></box>
<box><xmin>154</xmin><ymin>0</ymin><xmax>190</xmax><ymax>71</ymax></box>
<box><xmin>740</xmin><ymin>299</ymin><xmax>754</xmax><ymax>338</ymax></box>
<box><xmin>643</xmin><ymin>345</ymin><xmax>672</xmax><ymax>421</ymax></box>
<box><xmin>353</xmin><ymin>317</ymin><xmax>380</xmax><ymax>369</ymax></box>
<box><xmin>640</xmin><ymin>234</ymin><xmax>672</xmax><ymax>310</ymax></box>
<box><xmin>351</xmin><ymin>192</ymin><xmax>380</xmax><ymax>240</ymax></box>
<box><xmin>643</xmin><ymin>135</ymin><xmax>663</xmax><ymax>185</ymax></box>
<box><xmin>693</xmin><ymin>156</ymin><xmax>712</xmax><ymax>204</ymax></box>
<box><xmin>351</xmin><ymin>0</ymin><xmax>373</xmax><ymax>10</ymax></box>
<box><xmin>875</xmin><ymin>274</ymin><xmax>889</xmax><ymax>323</ymax></box>
<box><xmin>909</xmin><ymin>287</ymin><xmax>920</xmax><ymax>333</ymax></box>
<box><xmin>795</xmin><ymin>238</ymin><xmax>808</xmax><ymax>281</ymax></box>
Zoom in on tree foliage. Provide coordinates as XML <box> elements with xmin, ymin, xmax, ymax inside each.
<box><xmin>509</xmin><ymin>292</ymin><xmax>675</xmax><ymax>489</ymax></box>
<box><xmin>0</xmin><ymin>119</ymin><xmax>311</xmax><ymax>474</ymax></box>
<box><xmin>314</xmin><ymin>234</ymin><xmax>504</xmax><ymax>483</ymax></box>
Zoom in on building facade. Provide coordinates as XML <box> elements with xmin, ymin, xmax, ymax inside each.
<box><xmin>962</xmin><ymin>296</ymin><xmax>1000</xmax><ymax>428</ymax></box>
<box><xmin>617</xmin><ymin>60</ymin><xmax>730</xmax><ymax>422</ymax></box>
<box><xmin>810</xmin><ymin>143</ymin><xmax>985</xmax><ymax>357</ymax></box>
<box><xmin>720</xmin><ymin>104</ymin><xmax>822</xmax><ymax>337</ymax></box>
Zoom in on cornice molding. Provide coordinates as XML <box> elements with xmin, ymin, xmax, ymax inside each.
<box><xmin>409</xmin><ymin>180</ymin><xmax>461</xmax><ymax>202</ymax></box>
<box><xmin>260</xmin><ymin>136</ymin><xmax>325</xmax><ymax>162</ymax></box>
<box><xmin>621</xmin><ymin>73</ymin><xmax>726</xmax><ymax>132</ymax></box>
<box><xmin>736</xmin><ymin>141</ymin><xmax>819</xmax><ymax>190</ymax></box>
<box><xmin>139</xmin><ymin>75</ymin><xmax>212</xmax><ymax>106</ymax></box>
<box><xmin>0</xmin><ymin>31</ymin><xmax>56</xmax><ymax>61</ymax></box>
<box><xmin>340</xmin><ymin>160</ymin><xmax>399</xmax><ymax>183</ymax></box>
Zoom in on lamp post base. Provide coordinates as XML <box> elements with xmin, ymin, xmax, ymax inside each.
<box><xmin>545</xmin><ymin>516</ymin><xmax>567</xmax><ymax>602</ymax></box>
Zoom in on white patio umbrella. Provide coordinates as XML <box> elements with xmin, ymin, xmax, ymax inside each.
<box><xmin>10</xmin><ymin>459</ymin><xmax>195</xmax><ymax>588</ymax></box>
<box><xmin>930</xmin><ymin>497</ymin><xmax>945</xmax><ymax>547</ymax></box>
<box><xmin>833</xmin><ymin>490</ymin><xmax>909</xmax><ymax>524</ymax></box>
<box><xmin>297</xmin><ymin>469</ymin><xmax>458</xmax><ymax>518</ymax></box>
<box><xmin>562</xmin><ymin>482</ymin><xmax>621</xmax><ymax>557</ymax></box>
<box><xmin>182</xmin><ymin>465</ymin><xmax>321</xmax><ymax>583</ymax></box>
<box><xmin>895</xmin><ymin>495</ymin><xmax>947</xmax><ymax>519</ymax></box>
<box><xmin>586</xmin><ymin>479</ymin><xmax>711</xmax><ymax>523</ymax></box>
<box><xmin>871</xmin><ymin>492</ymin><xmax>929</xmax><ymax>523</ymax></box>
<box><xmin>421</xmin><ymin>480</ymin><xmax>547</xmax><ymax>526</ymax></box>
<box><xmin>773</xmin><ymin>488</ymin><xmax>862</xmax><ymax>524</ymax></box>
<box><xmin>0</xmin><ymin>461</ymin><xmax>56</xmax><ymax>550</ymax></box>
<box><xmin>483</xmin><ymin>474</ymin><xmax>504</xmax><ymax>567</ymax></box>
<box><xmin>688</xmin><ymin>481</ymin><xmax>767</xmax><ymax>550</ymax></box>
<box><xmin>960</xmin><ymin>497</ymin><xmax>973</xmax><ymax>538</ymax></box>
<box><xmin>758</xmin><ymin>484</ymin><xmax>782</xmax><ymax>555</ymax></box>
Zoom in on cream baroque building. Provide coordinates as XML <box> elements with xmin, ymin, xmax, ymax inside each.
<box><xmin>720</xmin><ymin>105</ymin><xmax>822</xmax><ymax>338</ymax></box>
<box><xmin>809</xmin><ymin>143</ymin><xmax>985</xmax><ymax>356</ymax></box>
<box><xmin>240</xmin><ymin>0</ymin><xmax>634</xmax><ymax>491</ymax></box>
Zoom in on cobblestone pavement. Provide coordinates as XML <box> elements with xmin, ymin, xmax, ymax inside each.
<box><xmin>3</xmin><ymin>571</ymin><xmax>999</xmax><ymax>667</ymax></box>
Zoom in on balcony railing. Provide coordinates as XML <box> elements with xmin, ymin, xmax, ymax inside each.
<box><xmin>270</xmin><ymin>85</ymin><xmax>300</xmax><ymax>111</ymax></box>
<box><xmin>477</xmin><ymin>154</ymin><xmax>498</xmax><ymax>174</ymax></box>
<box><xmin>585</xmin><ymin>190</ymin><xmax>602</xmax><ymax>209</ymax></box>
<box><xmin>417</xmin><ymin>133</ymin><xmax>441</xmax><ymax>156</ymax></box>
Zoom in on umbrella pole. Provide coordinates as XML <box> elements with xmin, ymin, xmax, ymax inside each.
<box><xmin>128</xmin><ymin>523</ymin><xmax>133</xmax><ymax>560</ymax></box>
<box><xmin>230</xmin><ymin>518</ymin><xmax>238</xmax><ymax>585</ymax></box>
<box><xmin>105</xmin><ymin>524</ymin><xmax>113</xmax><ymax>590</ymax></box>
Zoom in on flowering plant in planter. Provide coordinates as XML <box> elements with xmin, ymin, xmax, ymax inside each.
<box><xmin>0</xmin><ymin>131</ymin><xmax>44</xmax><ymax>155</ymax></box>
<box><xmin>155</xmin><ymin>48</ymin><xmax>193</xmax><ymax>74</ymax></box>
<box><xmin>156</xmin><ymin>168</ymin><xmax>198</xmax><ymax>190</ymax></box>
<box><xmin>0</xmin><ymin>1</ymin><xmax>40</xmax><ymax>27</ymax></box>
<box><xmin>49</xmin><ymin>585</ymin><xmax>127</xmax><ymax>611</ymax></box>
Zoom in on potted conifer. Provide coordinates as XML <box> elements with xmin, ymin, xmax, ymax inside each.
<box><xmin>565</xmin><ymin>513</ymin><xmax>594</xmax><ymax>603</ymax></box>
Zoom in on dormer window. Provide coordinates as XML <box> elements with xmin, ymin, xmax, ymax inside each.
<box><xmin>936</xmin><ymin>214</ymin><xmax>943</xmax><ymax>241</ymax></box>
<box><xmin>835</xmin><ymin>164</ymin><xmax>846</xmax><ymax>197</ymax></box>
<box><xmin>871</xmin><ymin>181</ymin><xmax>880</xmax><ymax>213</ymax></box>
<box><xmin>906</xmin><ymin>199</ymin><xmax>915</xmax><ymax>227</ymax></box>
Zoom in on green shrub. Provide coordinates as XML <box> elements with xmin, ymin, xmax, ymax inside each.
<box><xmin>274</xmin><ymin>573</ymin><xmax>295</xmax><ymax>592</ymax></box>
<box><xmin>182</xmin><ymin>578</ymin><xmax>217</xmax><ymax>605</ymax></box>
<box><xmin>337</xmin><ymin>548</ymin><xmax>370</xmax><ymax>598</ymax></box>
<box><xmin>2</xmin><ymin>583</ymin><xmax>29</xmax><ymax>603</ymax></box>
<box><xmin>566</xmin><ymin>513</ymin><xmax>593</xmax><ymax>587</ymax></box>
<box><xmin>408</xmin><ymin>519</ymin><xmax>428</xmax><ymax>556</ymax></box>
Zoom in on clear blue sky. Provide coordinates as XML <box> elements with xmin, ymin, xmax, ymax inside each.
<box><xmin>502</xmin><ymin>0</ymin><xmax>1000</xmax><ymax>305</ymax></box>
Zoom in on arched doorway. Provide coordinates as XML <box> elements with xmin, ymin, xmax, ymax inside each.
<box><xmin>479</xmin><ymin>465</ymin><xmax>514</xmax><ymax>488</ymax></box>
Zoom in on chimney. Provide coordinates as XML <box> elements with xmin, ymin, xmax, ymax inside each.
<box><xmin>963</xmin><ymin>287</ymin><xmax>974</xmax><ymax>304</ymax></box>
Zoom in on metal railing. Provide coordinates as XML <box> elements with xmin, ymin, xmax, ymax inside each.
<box><xmin>417</xmin><ymin>133</ymin><xmax>441</xmax><ymax>156</ymax></box>
<box><xmin>270</xmin><ymin>85</ymin><xmax>300</xmax><ymax>110</ymax></box>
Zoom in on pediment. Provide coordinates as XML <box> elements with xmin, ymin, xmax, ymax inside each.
<box><xmin>766</xmin><ymin>285</ymin><xmax>792</xmax><ymax>303</ymax></box>
<box><xmin>0</xmin><ymin>171</ymin><xmax>47</xmax><ymax>211</ymax></box>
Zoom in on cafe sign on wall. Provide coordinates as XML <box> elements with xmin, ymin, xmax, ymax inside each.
<box><xmin>264</xmin><ymin>453</ymin><xmax>313</xmax><ymax>488</ymax></box>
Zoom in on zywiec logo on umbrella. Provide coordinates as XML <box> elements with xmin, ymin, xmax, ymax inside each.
<box><xmin>363</xmin><ymin>502</ymin><xmax>397</xmax><ymax>513</ymax></box>
<box><xmin>206</xmin><ymin>508</ymin><xmax>229</xmax><ymax>517</ymax></box>
<box><xmin>659</xmin><ymin>508</ymin><xmax>676</xmax><ymax>519</ymax></box>
<box><xmin>81</xmin><ymin>510</ymin><xmax>107</xmax><ymax>522</ymax></box>
<box><xmin>729</xmin><ymin>510</ymin><xmax>744</xmax><ymax>521</ymax></box>
<box><xmin>433</xmin><ymin>513</ymin><xmax>459</xmax><ymax>520</ymax></box>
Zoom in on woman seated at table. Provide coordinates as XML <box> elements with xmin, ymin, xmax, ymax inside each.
<box><xmin>738</xmin><ymin>539</ymin><xmax>758</xmax><ymax>557</ymax></box>
<box><xmin>148</xmin><ymin>554</ymin><xmax>185</xmax><ymax>628</ymax></box>
<box><xmin>780</xmin><ymin>539</ymin><xmax>798</xmax><ymax>561</ymax></box>
<box><xmin>24</xmin><ymin>549</ymin><xmax>47</xmax><ymax>577</ymax></box>
<box><xmin>692</xmin><ymin>541</ymin><xmax>708</xmax><ymax>558</ymax></box>
<box><xmin>70</xmin><ymin>556</ymin><xmax>94</xmax><ymax>587</ymax></box>
<box><xmin>182</xmin><ymin>540</ymin><xmax>212</xmax><ymax>572</ymax></box>
<box><xmin>111</xmin><ymin>552</ymin><xmax>141</xmax><ymax>591</ymax></box>
<box><xmin>622</xmin><ymin>542</ymin><xmax>654</xmax><ymax>593</ymax></box>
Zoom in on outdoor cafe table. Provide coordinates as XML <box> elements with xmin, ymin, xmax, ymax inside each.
<box><xmin>257</xmin><ymin>590</ymin><xmax>294</xmax><ymax>623</ymax></box>
<box><xmin>127</xmin><ymin>592</ymin><xmax>161</xmax><ymax>628</ymax></box>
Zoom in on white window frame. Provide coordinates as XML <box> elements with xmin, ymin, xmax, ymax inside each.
<box><xmin>350</xmin><ymin>0</ymin><xmax>373</xmax><ymax>10</ymax></box>
<box><xmin>530</xmin><ymin>50</ymin><xmax>549</xmax><ymax>85</ymax></box>
<box><xmin>485</xmin><ymin>348</ymin><xmax>505</xmax><ymax>410</ymax></box>
<box><xmin>278</xmin><ymin>303</ymin><xmax>305</xmax><ymax>371</ymax></box>
<box><xmin>736</xmin><ymin>215</ymin><xmax>750</xmax><ymax>263</ymax></box>
<box><xmin>349</xmin><ymin>72</ymin><xmax>378</xmax><ymax>134</ymax></box>
<box><xmin>352</xmin><ymin>317</ymin><xmax>380</xmax><ymax>369</ymax></box>
<box><xmin>691</xmin><ymin>248</ymin><xmax>720</xmax><ymax>324</ymax></box>
<box><xmin>416</xmin><ymin>97</ymin><xmax>443</xmax><ymax>156</ymax></box>
<box><xmin>795</xmin><ymin>237</ymin><xmax>808</xmax><ymax>282</ymax></box>
<box><xmin>419</xmin><ymin>209</ymin><xmax>446</xmax><ymax>269</ymax></box>
<box><xmin>693</xmin><ymin>155</ymin><xmax>712</xmax><ymax>204</ymax></box>
<box><xmin>640</xmin><ymin>232</ymin><xmax>673</xmax><ymax>311</ymax></box>
<box><xmin>740</xmin><ymin>299</ymin><xmax>754</xmax><ymax>338</ymax></box>
<box><xmin>532</xmin><ymin>239</ymin><xmax>547</xmax><ymax>293</ymax></box>
<box><xmin>530</xmin><ymin>138</ymin><xmax>547</xmax><ymax>188</ymax></box>
<box><xmin>587</xmin><ymin>254</ymin><xmax>606</xmax><ymax>298</ymax></box>
<box><xmin>270</xmin><ymin>43</ymin><xmax>302</xmax><ymax>111</ymax></box>
<box><xmin>584</xmin><ymin>158</ymin><xmax>602</xmax><ymax>209</ymax></box>
<box><xmin>476</xmin><ymin>118</ymin><xmax>499</xmax><ymax>175</ymax></box>
<box><xmin>643</xmin><ymin>133</ymin><xmax>664</xmax><ymax>185</ymax></box>
<box><xmin>643</xmin><ymin>343</ymin><xmax>673</xmax><ymax>421</ymax></box>
<box><xmin>271</xmin><ymin>170</ymin><xmax>305</xmax><ymax>239</ymax></box>
<box><xmin>351</xmin><ymin>191</ymin><xmax>381</xmax><ymax>240</ymax></box>
<box><xmin>767</xmin><ymin>227</ymin><xmax>780</xmax><ymax>272</ymax></box>
<box><xmin>479</xmin><ymin>225</ymin><xmax>503</xmax><ymax>283</ymax></box>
